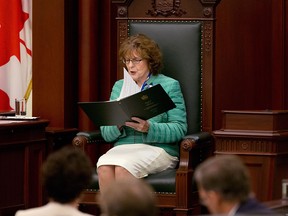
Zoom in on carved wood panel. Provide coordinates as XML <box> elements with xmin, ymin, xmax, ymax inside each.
<box><xmin>215</xmin><ymin>137</ymin><xmax>275</xmax><ymax>154</ymax></box>
<box><xmin>214</xmin><ymin>134</ymin><xmax>288</xmax><ymax>201</ymax></box>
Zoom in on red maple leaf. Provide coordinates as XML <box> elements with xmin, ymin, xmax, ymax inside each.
<box><xmin>0</xmin><ymin>90</ymin><xmax>13</xmax><ymax>111</ymax></box>
<box><xmin>0</xmin><ymin>0</ymin><xmax>30</xmax><ymax>66</ymax></box>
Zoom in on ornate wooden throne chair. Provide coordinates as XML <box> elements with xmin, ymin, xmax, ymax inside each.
<box><xmin>73</xmin><ymin>0</ymin><xmax>219</xmax><ymax>215</ymax></box>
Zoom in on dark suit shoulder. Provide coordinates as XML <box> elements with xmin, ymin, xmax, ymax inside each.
<box><xmin>236</xmin><ymin>198</ymin><xmax>277</xmax><ymax>215</ymax></box>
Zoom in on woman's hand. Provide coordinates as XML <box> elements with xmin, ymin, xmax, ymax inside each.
<box><xmin>125</xmin><ymin>117</ymin><xmax>150</xmax><ymax>133</ymax></box>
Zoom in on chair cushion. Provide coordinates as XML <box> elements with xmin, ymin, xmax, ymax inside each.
<box><xmin>88</xmin><ymin>168</ymin><xmax>176</xmax><ymax>193</ymax></box>
<box><xmin>144</xmin><ymin>168</ymin><xmax>176</xmax><ymax>193</ymax></box>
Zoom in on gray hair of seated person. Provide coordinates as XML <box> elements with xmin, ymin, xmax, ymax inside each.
<box><xmin>194</xmin><ymin>155</ymin><xmax>251</xmax><ymax>203</ymax></box>
<box><xmin>98</xmin><ymin>178</ymin><xmax>157</xmax><ymax>216</ymax></box>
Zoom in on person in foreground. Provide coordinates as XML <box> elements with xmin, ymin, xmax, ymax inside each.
<box><xmin>15</xmin><ymin>147</ymin><xmax>93</xmax><ymax>216</ymax></box>
<box><xmin>98</xmin><ymin>178</ymin><xmax>157</xmax><ymax>216</ymax></box>
<box><xmin>194</xmin><ymin>155</ymin><xmax>276</xmax><ymax>215</ymax></box>
<box><xmin>97</xmin><ymin>34</ymin><xmax>187</xmax><ymax>193</ymax></box>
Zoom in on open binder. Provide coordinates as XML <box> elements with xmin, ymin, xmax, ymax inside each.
<box><xmin>78</xmin><ymin>84</ymin><xmax>176</xmax><ymax>126</ymax></box>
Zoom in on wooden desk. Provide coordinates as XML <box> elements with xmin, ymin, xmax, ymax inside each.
<box><xmin>45</xmin><ymin>127</ymin><xmax>78</xmax><ymax>153</ymax></box>
<box><xmin>0</xmin><ymin>119</ymin><xmax>49</xmax><ymax>216</ymax></box>
<box><xmin>213</xmin><ymin>110</ymin><xmax>288</xmax><ymax>202</ymax></box>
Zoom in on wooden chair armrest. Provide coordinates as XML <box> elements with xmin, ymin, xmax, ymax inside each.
<box><xmin>175</xmin><ymin>132</ymin><xmax>214</xmax><ymax>209</ymax></box>
<box><xmin>72</xmin><ymin>130</ymin><xmax>103</xmax><ymax>146</ymax></box>
<box><xmin>72</xmin><ymin>130</ymin><xmax>213</xmax><ymax>173</ymax></box>
<box><xmin>178</xmin><ymin>131</ymin><xmax>214</xmax><ymax>171</ymax></box>
<box><xmin>72</xmin><ymin>131</ymin><xmax>112</xmax><ymax>165</ymax></box>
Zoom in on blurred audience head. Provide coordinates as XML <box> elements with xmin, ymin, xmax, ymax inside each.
<box><xmin>194</xmin><ymin>155</ymin><xmax>251</xmax><ymax>214</ymax></box>
<box><xmin>98</xmin><ymin>178</ymin><xmax>157</xmax><ymax>216</ymax></box>
<box><xmin>42</xmin><ymin>146</ymin><xmax>92</xmax><ymax>204</ymax></box>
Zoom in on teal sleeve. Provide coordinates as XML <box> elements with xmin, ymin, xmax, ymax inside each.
<box><xmin>144</xmin><ymin>80</ymin><xmax>187</xmax><ymax>143</ymax></box>
<box><xmin>100</xmin><ymin>80</ymin><xmax>126</xmax><ymax>142</ymax></box>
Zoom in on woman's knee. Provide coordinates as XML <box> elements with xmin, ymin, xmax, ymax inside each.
<box><xmin>97</xmin><ymin>165</ymin><xmax>115</xmax><ymax>179</ymax></box>
<box><xmin>115</xmin><ymin>166</ymin><xmax>133</xmax><ymax>178</ymax></box>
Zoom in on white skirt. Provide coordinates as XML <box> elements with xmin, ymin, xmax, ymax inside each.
<box><xmin>97</xmin><ymin>144</ymin><xmax>179</xmax><ymax>178</ymax></box>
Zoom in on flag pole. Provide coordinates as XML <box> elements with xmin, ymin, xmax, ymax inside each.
<box><xmin>24</xmin><ymin>79</ymin><xmax>32</xmax><ymax>101</ymax></box>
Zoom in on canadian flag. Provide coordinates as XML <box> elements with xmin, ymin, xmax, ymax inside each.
<box><xmin>0</xmin><ymin>0</ymin><xmax>32</xmax><ymax>112</ymax></box>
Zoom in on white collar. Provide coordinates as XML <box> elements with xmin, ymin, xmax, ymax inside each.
<box><xmin>227</xmin><ymin>203</ymin><xmax>239</xmax><ymax>216</ymax></box>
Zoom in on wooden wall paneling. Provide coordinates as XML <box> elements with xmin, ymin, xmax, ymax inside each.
<box><xmin>98</xmin><ymin>0</ymin><xmax>116</xmax><ymax>99</ymax></box>
<box><xmin>214</xmin><ymin>135</ymin><xmax>288</xmax><ymax>201</ymax></box>
<box><xmin>214</xmin><ymin>0</ymin><xmax>278</xmax><ymax>129</ymax></box>
<box><xmin>245</xmin><ymin>154</ymin><xmax>288</xmax><ymax>201</ymax></box>
<box><xmin>33</xmin><ymin>0</ymin><xmax>78</xmax><ymax>128</ymax></box>
<box><xmin>78</xmin><ymin>0</ymin><xmax>99</xmax><ymax>131</ymax></box>
<box><xmin>33</xmin><ymin>0</ymin><xmax>65</xmax><ymax>127</ymax></box>
<box><xmin>78</xmin><ymin>1</ymin><xmax>116</xmax><ymax>131</ymax></box>
<box><xmin>214</xmin><ymin>110</ymin><xmax>288</xmax><ymax>201</ymax></box>
<box><xmin>64</xmin><ymin>0</ymin><xmax>80</xmax><ymax>128</ymax></box>
<box><xmin>239</xmin><ymin>155</ymin><xmax>272</xmax><ymax>201</ymax></box>
<box><xmin>0</xmin><ymin>120</ymin><xmax>49</xmax><ymax>216</ymax></box>
<box><xmin>0</xmin><ymin>147</ymin><xmax>25</xmax><ymax>215</ymax></box>
<box><xmin>24</xmin><ymin>142</ymin><xmax>46</xmax><ymax>207</ymax></box>
<box><xmin>285</xmin><ymin>0</ymin><xmax>288</xmax><ymax>109</ymax></box>
<box><xmin>271</xmin><ymin>0</ymin><xmax>285</xmax><ymax>109</ymax></box>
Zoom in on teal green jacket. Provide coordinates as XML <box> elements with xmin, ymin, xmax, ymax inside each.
<box><xmin>100</xmin><ymin>74</ymin><xmax>187</xmax><ymax>157</ymax></box>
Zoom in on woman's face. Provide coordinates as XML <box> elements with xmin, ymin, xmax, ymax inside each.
<box><xmin>124</xmin><ymin>50</ymin><xmax>150</xmax><ymax>86</ymax></box>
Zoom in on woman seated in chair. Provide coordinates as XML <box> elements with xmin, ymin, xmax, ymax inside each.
<box><xmin>97</xmin><ymin>34</ymin><xmax>187</xmax><ymax>192</ymax></box>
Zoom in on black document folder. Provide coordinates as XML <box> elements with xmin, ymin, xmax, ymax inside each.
<box><xmin>78</xmin><ymin>84</ymin><xmax>176</xmax><ymax>126</ymax></box>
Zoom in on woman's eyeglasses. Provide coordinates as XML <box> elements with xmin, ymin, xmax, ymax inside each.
<box><xmin>122</xmin><ymin>59</ymin><xmax>143</xmax><ymax>65</ymax></box>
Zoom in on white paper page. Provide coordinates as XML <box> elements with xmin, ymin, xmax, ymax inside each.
<box><xmin>118</xmin><ymin>68</ymin><xmax>140</xmax><ymax>100</ymax></box>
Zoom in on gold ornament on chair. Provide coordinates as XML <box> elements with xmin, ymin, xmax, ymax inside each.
<box><xmin>147</xmin><ymin>0</ymin><xmax>186</xmax><ymax>17</ymax></box>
